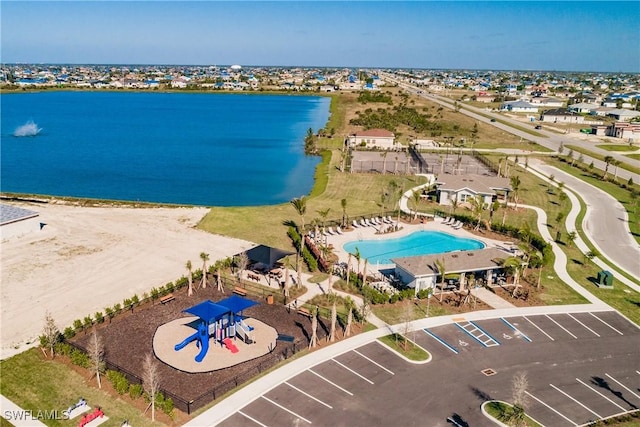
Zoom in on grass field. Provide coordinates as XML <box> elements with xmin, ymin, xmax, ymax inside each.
<box><xmin>0</xmin><ymin>350</ymin><xmax>166</xmax><ymax>427</ymax></box>
<box><xmin>565</xmin><ymin>144</ymin><xmax>640</xmax><ymax>176</ymax></box>
<box><xmin>626</xmin><ymin>153</ymin><xmax>640</xmax><ymax>161</ymax></box>
<box><xmin>596</xmin><ymin>144</ymin><xmax>639</xmax><ymax>152</ymax></box>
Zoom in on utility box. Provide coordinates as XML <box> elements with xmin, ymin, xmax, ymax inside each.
<box><xmin>597</xmin><ymin>270</ymin><xmax>614</xmax><ymax>288</ymax></box>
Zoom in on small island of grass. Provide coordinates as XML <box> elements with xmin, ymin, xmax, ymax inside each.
<box><xmin>482</xmin><ymin>401</ymin><xmax>542</xmax><ymax>427</ymax></box>
<box><xmin>378</xmin><ymin>333</ymin><xmax>430</xmax><ymax>362</ymax></box>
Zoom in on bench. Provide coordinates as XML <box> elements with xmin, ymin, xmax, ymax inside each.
<box><xmin>297</xmin><ymin>307</ymin><xmax>312</xmax><ymax>318</ymax></box>
<box><xmin>233</xmin><ymin>287</ymin><xmax>247</xmax><ymax>297</ymax></box>
<box><xmin>160</xmin><ymin>293</ymin><xmax>175</xmax><ymax>304</ymax></box>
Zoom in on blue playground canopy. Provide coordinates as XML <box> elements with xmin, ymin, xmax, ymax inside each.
<box><xmin>183</xmin><ymin>296</ymin><xmax>259</xmax><ymax>323</ymax></box>
<box><xmin>217</xmin><ymin>294</ymin><xmax>259</xmax><ymax>314</ymax></box>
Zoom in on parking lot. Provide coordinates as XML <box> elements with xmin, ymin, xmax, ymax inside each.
<box><xmin>216</xmin><ymin>311</ymin><xmax>639</xmax><ymax>427</ymax></box>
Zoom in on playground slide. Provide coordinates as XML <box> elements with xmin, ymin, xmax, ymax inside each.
<box><xmin>194</xmin><ymin>330</ymin><xmax>209</xmax><ymax>363</ymax></box>
<box><xmin>236</xmin><ymin>319</ymin><xmax>254</xmax><ymax>344</ymax></box>
<box><xmin>174</xmin><ymin>331</ymin><xmax>199</xmax><ymax>352</ymax></box>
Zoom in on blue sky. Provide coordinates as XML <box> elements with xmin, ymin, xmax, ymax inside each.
<box><xmin>2</xmin><ymin>1</ymin><xmax>639</xmax><ymax>72</ymax></box>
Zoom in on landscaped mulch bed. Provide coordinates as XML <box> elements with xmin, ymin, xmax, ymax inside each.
<box><xmin>71</xmin><ymin>285</ymin><xmax>329</xmax><ymax>413</ymax></box>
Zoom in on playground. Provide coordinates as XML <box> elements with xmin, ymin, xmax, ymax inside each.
<box><xmin>69</xmin><ymin>285</ymin><xmax>330</xmax><ymax>413</ymax></box>
<box><xmin>153</xmin><ymin>296</ymin><xmax>278</xmax><ymax>373</ymax></box>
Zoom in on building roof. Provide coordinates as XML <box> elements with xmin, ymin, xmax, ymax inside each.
<box><xmin>541</xmin><ymin>108</ymin><xmax>581</xmax><ymax>117</ymax></box>
<box><xmin>436</xmin><ymin>175</ymin><xmax>511</xmax><ymax>195</ymax></box>
<box><xmin>355</xmin><ymin>128</ymin><xmax>394</xmax><ymax>138</ymax></box>
<box><xmin>0</xmin><ymin>204</ymin><xmax>39</xmax><ymax>226</ymax></box>
<box><xmin>392</xmin><ymin>247</ymin><xmax>510</xmax><ymax>277</ymax></box>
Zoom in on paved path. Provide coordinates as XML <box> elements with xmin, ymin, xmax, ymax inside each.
<box><xmin>470</xmin><ymin>287</ymin><xmax>516</xmax><ymax>309</ymax></box>
<box><xmin>528</xmin><ymin>158</ymin><xmax>640</xmax><ymax>277</ymax></box>
<box><xmin>0</xmin><ymin>395</ymin><xmax>47</xmax><ymax>427</ymax></box>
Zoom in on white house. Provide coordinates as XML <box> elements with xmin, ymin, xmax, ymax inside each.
<box><xmin>606</xmin><ymin>109</ymin><xmax>640</xmax><ymax>122</ymax></box>
<box><xmin>500</xmin><ymin>100</ymin><xmax>539</xmax><ymax>113</ymax></box>
<box><xmin>392</xmin><ymin>248</ymin><xmax>510</xmax><ymax>295</ymax></box>
<box><xmin>1</xmin><ymin>204</ymin><xmax>41</xmax><ymax>240</ymax></box>
<box><xmin>348</xmin><ymin>129</ymin><xmax>396</xmax><ymax>149</ymax></box>
<box><xmin>436</xmin><ymin>175</ymin><xmax>511</xmax><ymax>207</ymax></box>
<box><xmin>568</xmin><ymin>102</ymin><xmax>600</xmax><ymax>114</ymax></box>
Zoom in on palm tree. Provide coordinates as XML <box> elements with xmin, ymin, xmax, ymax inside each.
<box><xmin>329</xmin><ymin>293</ymin><xmax>337</xmax><ymax>342</ymax></box>
<box><xmin>186</xmin><ymin>260</ymin><xmax>193</xmax><ymax>296</ymax></box>
<box><xmin>341</xmin><ymin>198</ymin><xmax>348</xmax><ymax>228</ymax></box>
<box><xmin>501</xmin><ymin>257</ymin><xmax>522</xmax><ymax>297</ymax></box>
<box><xmin>412</xmin><ymin>190</ymin><xmax>422</xmax><ymax>220</ymax></box>
<box><xmin>199</xmin><ymin>252</ymin><xmax>209</xmax><ymax>289</ymax></box>
<box><xmin>309</xmin><ymin>306</ymin><xmax>318</xmax><ymax>349</ymax></box>
<box><xmin>317</xmin><ymin>208</ymin><xmax>331</xmax><ymax>245</ymax></box>
<box><xmin>449</xmin><ymin>194</ymin><xmax>459</xmax><ymax>215</ymax></box>
<box><xmin>603</xmin><ymin>156</ymin><xmax>614</xmax><ymax>179</ymax></box>
<box><xmin>380</xmin><ymin>151</ymin><xmax>388</xmax><ymax>174</ymax></box>
<box><xmin>612</xmin><ymin>160</ymin><xmax>621</xmax><ymax>181</ymax></box>
<box><xmin>362</xmin><ymin>259</ymin><xmax>368</xmax><ymax>288</ymax></box>
<box><xmin>567</xmin><ymin>231</ymin><xmax>577</xmax><ymax>247</ymax></box>
<box><xmin>290</xmin><ymin>196</ymin><xmax>307</xmax><ymax>288</ymax></box>
<box><xmin>435</xmin><ymin>258</ymin><xmax>446</xmax><ymax>302</ymax></box>
<box><xmin>469</xmin><ymin>195</ymin><xmax>484</xmax><ymax>230</ymax></box>
<box><xmin>344</xmin><ymin>296</ymin><xmax>355</xmax><ymax>337</ymax></box>
<box><xmin>510</xmin><ymin>175</ymin><xmax>521</xmax><ymax>210</ymax></box>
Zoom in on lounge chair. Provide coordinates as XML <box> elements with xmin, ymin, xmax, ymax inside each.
<box><xmin>327</xmin><ymin>227</ymin><xmax>335</xmax><ymax>235</ymax></box>
<box><xmin>385</xmin><ymin>215</ymin><xmax>393</xmax><ymax>223</ymax></box>
<box><xmin>323</xmin><ymin>228</ymin><xmax>330</xmax><ymax>236</ymax></box>
<box><xmin>442</xmin><ymin>217</ymin><xmax>452</xmax><ymax>225</ymax></box>
<box><xmin>375</xmin><ymin>217</ymin><xmax>384</xmax><ymax>225</ymax></box>
<box><xmin>371</xmin><ymin>217</ymin><xmax>379</xmax><ymax>225</ymax></box>
<box><xmin>452</xmin><ymin>221</ymin><xmax>463</xmax><ymax>229</ymax></box>
<box><xmin>352</xmin><ymin>219</ymin><xmax>360</xmax><ymax>228</ymax></box>
<box><xmin>360</xmin><ymin>219</ymin><xmax>368</xmax><ymax>227</ymax></box>
<box><xmin>336</xmin><ymin>226</ymin><xmax>343</xmax><ymax>235</ymax></box>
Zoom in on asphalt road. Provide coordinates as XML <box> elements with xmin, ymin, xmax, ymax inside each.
<box><xmin>530</xmin><ymin>159</ymin><xmax>640</xmax><ymax>277</ymax></box>
<box><xmin>216</xmin><ymin>311</ymin><xmax>639</xmax><ymax>427</ymax></box>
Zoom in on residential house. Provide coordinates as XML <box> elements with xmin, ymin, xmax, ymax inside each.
<box><xmin>500</xmin><ymin>100</ymin><xmax>539</xmax><ymax>113</ymax></box>
<box><xmin>540</xmin><ymin>108</ymin><xmax>585</xmax><ymax>124</ymax></box>
<box><xmin>606</xmin><ymin>109</ymin><xmax>640</xmax><ymax>122</ymax></box>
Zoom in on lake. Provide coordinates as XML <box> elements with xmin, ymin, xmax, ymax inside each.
<box><xmin>0</xmin><ymin>91</ymin><xmax>330</xmax><ymax>206</ymax></box>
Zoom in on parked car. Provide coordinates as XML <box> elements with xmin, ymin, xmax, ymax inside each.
<box><xmin>490</xmin><ymin>118</ymin><xmax>496</xmax><ymax>122</ymax></box>
<box><xmin>535</xmin><ymin>125</ymin><xmax>542</xmax><ymax>129</ymax></box>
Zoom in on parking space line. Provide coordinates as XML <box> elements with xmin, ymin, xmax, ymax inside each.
<box><xmin>524</xmin><ymin>316</ymin><xmax>555</xmax><ymax>341</ymax></box>
<box><xmin>546</xmin><ymin>315</ymin><xmax>578</xmax><ymax>339</ymax></box>
<box><xmin>550</xmin><ymin>383</ymin><xmax>602</xmax><ymax>419</ymax></box>
<box><xmin>576</xmin><ymin>378</ymin><xmax>626</xmax><ymax>412</ymax></box>
<box><xmin>238</xmin><ymin>410</ymin><xmax>269</xmax><ymax>427</ymax></box>
<box><xmin>455</xmin><ymin>321</ymin><xmax>500</xmax><ymax>347</ymax></box>
<box><xmin>423</xmin><ymin>328</ymin><xmax>459</xmax><ymax>354</ymax></box>
<box><xmin>353</xmin><ymin>349</ymin><xmax>395</xmax><ymax>375</ymax></box>
<box><xmin>261</xmin><ymin>396</ymin><xmax>312</xmax><ymax>424</ymax></box>
<box><xmin>332</xmin><ymin>358</ymin><xmax>374</xmax><ymax>384</ymax></box>
<box><xmin>567</xmin><ymin>314</ymin><xmax>600</xmax><ymax>337</ymax></box>
<box><xmin>500</xmin><ymin>317</ymin><xmax>532</xmax><ymax>342</ymax></box>
<box><xmin>284</xmin><ymin>381</ymin><xmax>333</xmax><ymax>409</ymax></box>
<box><xmin>605</xmin><ymin>373</ymin><xmax>640</xmax><ymax>400</ymax></box>
<box><xmin>308</xmin><ymin>369</ymin><xmax>353</xmax><ymax>396</ymax></box>
<box><xmin>525</xmin><ymin>391</ymin><xmax>577</xmax><ymax>425</ymax></box>
<box><xmin>588</xmin><ymin>313</ymin><xmax>624</xmax><ymax>335</ymax></box>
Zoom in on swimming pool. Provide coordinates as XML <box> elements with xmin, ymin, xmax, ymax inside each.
<box><xmin>342</xmin><ymin>230</ymin><xmax>485</xmax><ymax>265</ymax></box>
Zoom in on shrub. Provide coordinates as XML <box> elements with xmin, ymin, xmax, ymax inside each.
<box><xmin>142</xmin><ymin>292</ymin><xmax>149</xmax><ymax>302</ymax></box>
<box><xmin>150</xmin><ymin>287</ymin><xmax>159</xmax><ymax>301</ymax></box>
<box><xmin>129</xmin><ymin>383</ymin><xmax>143</xmax><ymax>399</ymax></box>
<box><xmin>54</xmin><ymin>342</ymin><xmax>73</xmax><ymax>356</ymax></box>
<box><xmin>158</xmin><ymin>285</ymin><xmax>167</xmax><ymax>296</ymax></box>
<box><xmin>166</xmin><ymin>282</ymin><xmax>175</xmax><ymax>293</ymax></box>
<box><xmin>113</xmin><ymin>303</ymin><xmax>121</xmax><ymax>314</ymax></box>
<box><xmin>94</xmin><ymin>312</ymin><xmax>104</xmax><ymax>324</ymax></box>
<box><xmin>83</xmin><ymin>315</ymin><xmax>93</xmax><ymax>328</ymax></box>
<box><xmin>175</xmin><ymin>277</ymin><xmax>188</xmax><ymax>289</ymax></box>
<box><xmin>106</xmin><ymin>370</ymin><xmax>130</xmax><ymax>395</ymax></box>
<box><xmin>131</xmin><ymin>294</ymin><xmax>139</xmax><ymax>306</ymax></box>
<box><xmin>73</xmin><ymin>319</ymin><xmax>83</xmax><ymax>332</ymax></box>
<box><xmin>69</xmin><ymin>348</ymin><xmax>90</xmax><ymax>368</ymax></box>
<box><xmin>63</xmin><ymin>326</ymin><xmax>76</xmax><ymax>339</ymax></box>
<box><xmin>123</xmin><ymin>298</ymin><xmax>132</xmax><ymax>309</ymax></box>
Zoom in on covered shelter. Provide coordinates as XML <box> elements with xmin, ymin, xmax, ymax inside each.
<box><xmin>1</xmin><ymin>204</ymin><xmax>41</xmax><ymax>240</ymax></box>
<box><xmin>392</xmin><ymin>247</ymin><xmax>511</xmax><ymax>295</ymax></box>
<box><xmin>244</xmin><ymin>244</ymin><xmax>294</xmax><ymax>268</ymax></box>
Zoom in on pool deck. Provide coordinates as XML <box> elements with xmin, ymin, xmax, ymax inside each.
<box><xmin>320</xmin><ymin>217</ymin><xmax>514</xmax><ymax>274</ymax></box>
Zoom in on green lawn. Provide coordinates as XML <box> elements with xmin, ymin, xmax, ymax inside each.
<box><xmin>378</xmin><ymin>334</ymin><xmax>430</xmax><ymax>361</ymax></box>
<box><xmin>565</xmin><ymin>144</ymin><xmax>640</xmax><ymax>176</ymax></box>
<box><xmin>0</xmin><ymin>349</ymin><xmax>165</xmax><ymax>427</ymax></box>
<box><xmin>596</xmin><ymin>144</ymin><xmax>639</xmax><ymax>152</ymax></box>
<box><xmin>484</xmin><ymin>401</ymin><xmax>542</xmax><ymax>427</ymax></box>
<box><xmin>626</xmin><ymin>153</ymin><xmax>640</xmax><ymax>161</ymax></box>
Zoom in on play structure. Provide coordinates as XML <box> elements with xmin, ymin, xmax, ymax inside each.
<box><xmin>174</xmin><ymin>295</ymin><xmax>258</xmax><ymax>363</ymax></box>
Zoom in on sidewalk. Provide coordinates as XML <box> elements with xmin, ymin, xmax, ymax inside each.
<box><xmin>471</xmin><ymin>287</ymin><xmax>516</xmax><ymax>309</ymax></box>
<box><xmin>0</xmin><ymin>395</ymin><xmax>46</xmax><ymax>427</ymax></box>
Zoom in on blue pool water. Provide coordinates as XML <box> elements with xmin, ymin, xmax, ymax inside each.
<box><xmin>1</xmin><ymin>92</ymin><xmax>330</xmax><ymax>206</ymax></box>
<box><xmin>343</xmin><ymin>230</ymin><xmax>485</xmax><ymax>264</ymax></box>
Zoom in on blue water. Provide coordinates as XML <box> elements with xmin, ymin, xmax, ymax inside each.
<box><xmin>343</xmin><ymin>230</ymin><xmax>485</xmax><ymax>264</ymax></box>
<box><xmin>0</xmin><ymin>92</ymin><xmax>330</xmax><ymax>206</ymax></box>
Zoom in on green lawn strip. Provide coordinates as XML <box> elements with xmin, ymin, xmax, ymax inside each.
<box><xmin>565</xmin><ymin>144</ymin><xmax>640</xmax><ymax>176</ymax></box>
<box><xmin>371</xmin><ymin>300</ymin><xmax>451</xmax><ymax>324</ymax></box>
<box><xmin>377</xmin><ymin>333</ymin><xmax>430</xmax><ymax>362</ymax></box>
<box><xmin>626</xmin><ymin>153</ymin><xmax>640</xmax><ymax>161</ymax></box>
<box><xmin>483</xmin><ymin>401</ymin><xmax>542</xmax><ymax>427</ymax></box>
<box><xmin>0</xmin><ymin>418</ymin><xmax>15</xmax><ymax>427</ymax></box>
<box><xmin>596</xmin><ymin>144</ymin><xmax>639</xmax><ymax>152</ymax></box>
<box><xmin>0</xmin><ymin>349</ymin><xmax>163</xmax><ymax>427</ymax></box>
<box><xmin>544</xmin><ymin>156</ymin><xmax>640</xmax><ymax>247</ymax></box>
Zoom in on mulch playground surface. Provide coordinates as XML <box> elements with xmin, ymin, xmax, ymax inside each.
<box><xmin>71</xmin><ymin>285</ymin><xmax>328</xmax><ymax>409</ymax></box>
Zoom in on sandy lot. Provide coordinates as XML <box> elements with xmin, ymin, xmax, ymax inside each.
<box><xmin>0</xmin><ymin>201</ymin><xmax>254</xmax><ymax>359</ymax></box>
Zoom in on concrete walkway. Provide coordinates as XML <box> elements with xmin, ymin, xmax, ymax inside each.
<box><xmin>471</xmin><ymin>287</ymin><xmax>516</xmax><ymax>309</ymax></box>
<box><xmin>0</xmin><ymin>395</ymin><xmax>47</xmax><ymax>427</ymax></box>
